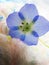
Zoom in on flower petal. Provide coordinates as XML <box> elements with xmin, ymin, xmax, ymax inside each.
<box><xmin>32</xmin><ymin>15</ymin><xmax>39</xmax><ymax>23</ymax></box>
<box><xmin>33</xmin><ymin>16</ymin><xmax>49</xmax><ymax>36</ymax></box>
<box><xmin>20</xmin><ymin>34</ymin><xmax>25</xmax><ymax>41</ymax></box>
<box><xmin>9</xmin><ymin>29</ymin><xmax>38</xmax><ymax>46</ymax></box>
<box><xmin>9</xmin><ymin>29</ymin><xmax>25</xmax><ymax>41</ymax></box>
<box><xmin>18</xmin><ymin>12</ymin><xmax>25</xmax><ymax>21</ymax></box>
<box><xmin>19</xmin><ymin>4</ymin><xmax>38</xmax><ymax>22</ymax></box>
<box><xmin>6</xmin><ymin>12</ymin><xmax>22</xmax><ymax>28</ymax></box>
<box><xmin>31</xmin><ymin>31</ymin><xmax>39</xmax><ymax>37</ymax></box>
<box><xmin>24</xmin><ymin>33</ymin><xmax>38</xmax><ymax>45</ymax></box>
<box><xmin>10</xmin><ymin>26</ymin><xmax>19</xmax><ymax>30</ymax></box>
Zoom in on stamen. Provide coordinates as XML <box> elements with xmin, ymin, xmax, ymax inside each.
<box><xmin>26</xmin><ymin>23</ymin><xmax>28</xmax><ymax>25</ymax></box>
<box><xmin>22</xmin><ymin>22</ymin><xmax>24</xmax><ymax>24</ymax></box>
<box><xmin>19</xmin><ymin>22</ymin><xmax>32</xmax><ymax>33</ymax></box>
<box><xmin>20</xmin><ymin>26</ymin><xmax>22</xmax><ymax>28</ymax></box>
<box><xmin>23</xmin><ymin>29</ymin><xmax>25</xmax><ymax>31</ymax></box>
<box><xmin>26</xmin><ymin>27</ymin><xmax>29</xmax><ymax>29</ymax></box>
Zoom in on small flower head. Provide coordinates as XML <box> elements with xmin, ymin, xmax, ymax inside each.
<box><xmin>6</xmin><ymin>4</ymin><xmax>49</xmax><ymax>46</ymax></box>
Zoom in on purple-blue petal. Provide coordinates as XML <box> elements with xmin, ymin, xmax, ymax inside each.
<box><xmin>9</xmin><ymin>30</ymin><xmax>22</xmax><ymax>38</ymax></box>
<box><xmin>32</xmin><ymin>15</ymin><xmax>39</xmax><ymax>23</ymax></box>
<box><xmin>10</xmin><ymin>26</ymin><xmax>19</xmax><ymax>31</ymax></box>
<box><xmin>18</xmin><ymin>12</ymin><xmax>25</xmax><ymax>21</ymax></box>
<box><xmin>20</xmin><ymin>34</ymin><xmax>25</xmax><ymax>41</ymax></box>
<box><xmin>9</xmin><ymin>29</ymin><xmax>38</xmax><ymax>46</ymax></box>
<box><xmin>9</xmin><ymin>30</ymin><xmax>25</xmax><ymax>41</ymax></box>
<box><xmin>33</xmin><ymin>16</ymin><xmax>49</xmax><ymax>36</ymax></box>
<box><xmin>24</xmin><ymin>33</ymin><xmax>38</xmax><ymax>45</ymax></box>
<box><xmin>19</xmin><ymin>4</ymin><xmax>38</xmax><ymax>22</ymax></box>
<box><xmin>31</xmin><ymin>31</ymin><xmax>39</xmax><ymax>37</ymax></box>
<box><xmin>6</xmin><ymin>12</ymin><xmax>22</xmax><ymax>28</ymax></box>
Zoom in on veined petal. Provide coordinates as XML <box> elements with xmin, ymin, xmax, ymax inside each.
<box><xmin>6</xmin><ymin>12</ymin><xmax>22</xmax><ymax>28</ymax></box>
<box><xmin>32</xmin><ymin>31</ymin><xmax>39</xmax><ymax>37</ymax></box>
<box><xmin>33</xmin><ymin>16</ymin><xmax>49</xmax><ymax>36</ymax></box>
<box><xmin>24</xmin><ymin>33</ymin><xmax>38</xmax><ymax>45</ymax></box>
<box><xmin>33</xmin><ymin>15</ymin><xmax>39</xmax><ymax>23</ymax></box>
<box><xmin>10</xmin><ymin>26</ymin><xmax>19</xmax><ymax>30</ymax></box>
<box><xmin>18</xmin><ymin>12</ymin><xmax>25</xmax><ymax>21</ymax></box>
<box><xmin>9</xmin><ymin>29</ymin><xmax>25</xmax><ymax>41</ymax></box>
<box><xmin>19</xmin><ymin>4</ymin><xmax>38</xmax><ymax>22</ymax></box>
<box><xmin>9</xmin><ymin>29</ymin><xmax>38</xmax><ymax>46</ymax></box>
<box><xmin>20</xmin><ymin>34</ymin><xmax>25</xmax><ymax>41</ymax></box>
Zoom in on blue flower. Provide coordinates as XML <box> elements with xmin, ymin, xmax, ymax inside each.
<box><xmin>6</xmin><ymin>4</ymin><xmax>49</xmax><ymax>46</ymax></box>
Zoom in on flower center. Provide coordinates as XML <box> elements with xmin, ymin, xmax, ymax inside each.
<box><xmin>19</xmin><ymin>22</ymin><xmax>33</xmax><ymax>33</ymax></box>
